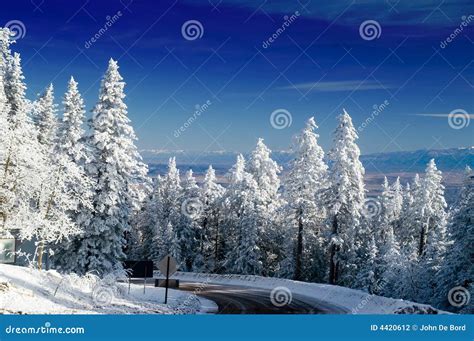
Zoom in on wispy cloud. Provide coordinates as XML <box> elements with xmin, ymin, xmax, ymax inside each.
<box><xmin>415</xmin><ymin>113</ymin><xmax>474</xmax><ymax>118</ymax></box>
<box><xmin>278</xmin><ymin>80</ymin><xmax>392</xmax><ymax>92</ymax></box>
<box><xmin>183</xmin><ymin>0</ymin><xmax>469</xmax><ymax>26</ymax></box>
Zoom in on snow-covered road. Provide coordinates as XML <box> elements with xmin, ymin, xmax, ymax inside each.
<box><xmin>180</xmin><ymin>282</ymin><xmax>348</xmax><ymax>314</ymax></box>
<box><xmin>172</xmin><ymin>272</ymin><xmax>442</xmax><ymax>314</ymax></box>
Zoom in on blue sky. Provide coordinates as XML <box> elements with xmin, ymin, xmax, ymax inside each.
<box><xmin>2</xmin><ymin>0</ymin><xmax>473</xmax><ymax>154</ymax></box>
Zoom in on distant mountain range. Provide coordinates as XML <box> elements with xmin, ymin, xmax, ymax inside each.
<box><xmin>141</xmin><ymin>147</ymin><xmax>474</xmax><ymax>176</ymax></box>
<box><xmin>141</xmin><ymin>147</ymin><xmax>473</xmax><ymax>204</ymax></box>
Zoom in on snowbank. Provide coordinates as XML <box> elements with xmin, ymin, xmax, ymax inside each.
<box><xmin>0</xmin><ymin>264</ymin><xmax>217</xmax><ymax>314</ymax></box>
<box><xmin>173</xmin><ymin>272</ymin><xmax>442</xmax><ymax>314</ymax></box>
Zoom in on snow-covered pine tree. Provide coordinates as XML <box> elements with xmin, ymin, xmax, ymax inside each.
<box><xmin>327</xmin><ymin>109</ymin><xmax>365</xmax><ymax>286</ymax></box>
<box><xmin>353</xmin><ymin>235</ymin><xmax>379</xmax><ymax>294</ymax></box>
<box><xmin>77</xmin><ymin>59</ymin><xmax>148</xmax><ymax>275</ymax></box>
<box><xmin>417</xmin><ymin>159</ymin><xmax>448</xmax><ymax>257</ymax></box>
<box><xmin>399</xmin><ymin>160</ymin><xmax>448</xmax><ymax>303</ymax></box>
<box><xmin>33</xmin><ymin>84</ymin><xmax>57</xmax><ymax>149</ymax></box>
<box><xmin>218</xmin><ymin>154</ymin><xmax>246</xmax><ymax>271</ymax></box>
<box><xmin>150</xmin><ymin>157</ymin><xmax>182</xmax><ymax>263</ymax></box>
<box><xmin>51</xmin><ymin>78</ymin><xmax>94</xmax><ymax>272</ymax></box>
<box><xmin>19</xmin><ymin>82</ymin><xmax>91</xmax><ymax>270</ymax></box>
<box><xmin>134</xmin><ymin>174</ymin><xmax>164</xmax><ymax>260</ymax></box>
<box><xmin>280</xmin><ymin>117</ymin><xmax>328</xmax><ymax>281</ymax></box>
<box><xmin>0</xmin><ymin>36</ymin><xmax>44</xmax><ymax>244</ymax></box>
<box><xmin>152</xmin><ymin>221</ymin><xmax>180</xmax><ymax>268</ymax></box>
<box><xmin>178</xmin><ymin>169</ymin><xmax>201</xmax><ymax>271</ymax></box>
<box><xmin>247</xmin><ymin>138</ymin><xmax>284</xmax><ymax>276</ymax></box>
<box><xmin>375</xmin><ymin>177</ymin><xmax>403</xmax><ymax>296</ymax></box>
<box><xmin>0</xmin><ymin>28</ymin><xmax>11</xmax><ymax>235</ymax></box>
<box><xmin>396</xmin><ymin>174</ymin><xmax>423</xmax><ymax>300</ymax></box>
<box><xmin>436</xmin><ymin>166</ymin><xmax>473</xmax><ymax>313</ymax></box>
<box><xmin>223</xmin><ymin>154</ymin><xmax>263</xmax><ymax>275</ymax></box>
<box><xmin>409</xmin><ymin>159</ymin><xmax>449</xmax><ymax>303</ymax></box>
<box><xmin>58</xmin><ymin>76</ymin><xmax>88</xmax><ymax>164</ymax></box>
<box><xmin>199</xmin><ymin>165</ymin><xmax>225</xmax><ymax>272</ymax></box>
<box><xmin>397</xmin><ymin>181</ymin><xmax>415</xmax><ymax>246</ymax></box>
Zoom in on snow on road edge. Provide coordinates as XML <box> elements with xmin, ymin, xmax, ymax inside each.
<box><xmin>173</xmin><ymin>272</ymin><xmax>442</xmax><ymax>314</ymax></box>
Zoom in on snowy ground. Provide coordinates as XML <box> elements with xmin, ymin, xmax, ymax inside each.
<box><xmin>0</xmin><ymin>263</ymin><xmax>442</xmax><ymax>315</ymax></box>
<box><xmin>0</xmin><ymin>264</ymin><xmax>217</xmax><ymax>314</ymax></box>
<box><xmin>173</xmin><ymin>272</ymin><xmax>443</xmax><ymax>314</ymax></box>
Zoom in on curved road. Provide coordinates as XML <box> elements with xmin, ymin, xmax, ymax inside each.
<box><xmin>179</xmin><ymin>282</ymin><xmax>348</xmax><ymax>314</ymax></box>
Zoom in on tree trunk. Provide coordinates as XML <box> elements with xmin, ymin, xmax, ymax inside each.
<box><xmin>37</xmin><ymin>166</ymin><xmax>62</xmax><ymax>269</ymax></box>
<box><xmin>37</xmin><ymin>242</ymin><xmax>44</xmax><ymax>270</ymax></box>
<box><xmin>418</xmin><ymin>216</ymin><xmax>430</xmax><ymax>256</ymax></box>
<box><xmin>294</xmin><ymin>209</ymin><xmax>304</xmax><ymax>280</ymax></box>
<box><xmin>329</xmin><ymin>215</ymin><xmax>339</xmax><ymax>285</ymax></box>
<box><xmin>214</xmin><ymin>223</ymin><xmax>219</xmax><ymax>273</ymax></box>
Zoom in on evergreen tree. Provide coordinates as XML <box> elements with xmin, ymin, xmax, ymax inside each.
<box><xmin>199</xmin><ymin>165</ymin><xmax>225</xmax><ymax>272</ymax></box>
<box><xmin>280</xmin><ymin>117</ymin><xmax>328</xmax><ymax>281</ymax></box>
<box><xmin>406</xmin><ymin>159</ymin><xmax>448</xmax><ymax>303</ymax></box>
<box><xmin>77</xmin><ymin>59</ymin><xmax>148</xmax><ymax>275</ymax></box>
<box><xmin>150</xmin><ymin>158</ymin><xmax>182</xmax><ymax>263</ymax></box>
<box><xmin>135</xmin><ymin>175</ymin><xmax>163</xmax><ymax>260</ymax></box>
<box><xmin>51</xmin><ymin>78</ymin><xmax>94</xmax><ymax>272</ymax></box>
<box><xmin>179</xmin><ymin>169</ymin><xmax>201</xmax><ymax>271</ymax></box>
<box><xmin>58</xmin><ymin>76</ymin><xmax>88</xmax><ymax>164</ymax></box>
<box><xmin>436</xmin><ymin>167</ymin><xmax>473</xmax><ymax>313</ymax></box>
<box><xmin>327</xmin><ymin>109</ymin><xmax>365</xmax><ymax>286</ymax></box>
<box><xmin>375</xmin><ymin>178</ymin><xmax>403</xmax><ymax>296</ymax></box>
<box><xmin>247</xmin><ymin>138</ymin><xmax>283</xmax><ymax>276</ymax></box>
<box><xmin>353</xmin><ymin>235</ymin><xmax>379</xmax><ymax>293</ymax></box>
<box><xmin>0</xmin><ymin>38</ymin><xmax>44</xmax><ymax>243</ymax></box>
<box><xmin>223</xmin><ymin>154</ymin><xmax>263</xmax><ymax>275</ymax></box>
<box><xmin>34</xmin><ymin>84</ymin><xmax>57</xmax><ymax>148</ymax></box>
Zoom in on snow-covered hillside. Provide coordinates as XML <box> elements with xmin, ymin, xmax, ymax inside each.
<box><xmin>0</xmin><ymin>264</ymin><xmax>217</xmax><ymax>314</ymax></box>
